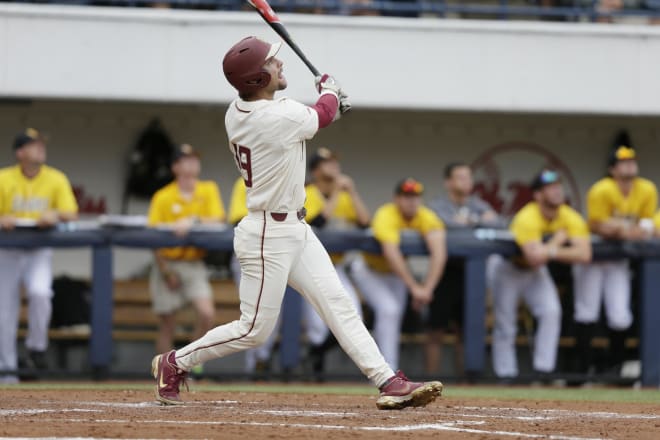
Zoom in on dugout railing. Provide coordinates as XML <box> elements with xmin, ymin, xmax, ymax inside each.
<box><xmin>1</xmin><ymin>225</ymin><xmax>660</xmax><ymax>386</ymax></box>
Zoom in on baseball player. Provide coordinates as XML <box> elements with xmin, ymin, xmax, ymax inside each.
<box><xmin>572</xmin><ymin>146</ymin><xmax>657</xmax><ymax>376</ymax></box>
<box><xmin>351</xmin><ymin>178</ymin><xmax>447</xmax><ymax>371</ymax></box>
<box><xmin>303</xmin><ymin>147</ymin><xmax>370</xmax><ymax>381</ymax></box>
<box><xmin>426</xmin><ymin>162</ymin><xmax>504</xmax><ymax>376</ymax></box>
<box><xmin>152</xmin><ymin>36</ymin><xmax>442</xmax><ymax>409</ymax></box>
<box><xmin>490</xmin><ymin>169</ymin><xmax>591</xmax><ymax>381</ymax></box>
<box><xmin>147</xmin><ymin>144</ymin><xmax>224</xmax><ymax>359</ymax></box>
<box><xmin>0</xmin><ymin>128</ymin><xmax>78</xmax><ymax>383</ymax></box>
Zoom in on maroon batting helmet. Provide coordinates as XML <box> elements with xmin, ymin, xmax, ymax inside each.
<box><xmin>223</xmin><ymin>36</ymin><xmax>282</xmax><ymax>95</ymax></box>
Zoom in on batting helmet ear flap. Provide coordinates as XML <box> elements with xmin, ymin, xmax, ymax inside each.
<box><xmin>245</xmin><ymin>71</ymin><xmax>272</xmax><ymax>89</ymax></box>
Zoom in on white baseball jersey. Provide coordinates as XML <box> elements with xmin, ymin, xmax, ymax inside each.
<box><xmin>225</xmin><ymin>97</ymin><xmax>318</xmax><ymax>212</ymax></box>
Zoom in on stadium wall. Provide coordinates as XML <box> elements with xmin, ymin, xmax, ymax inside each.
<box><xmin>2</xmin><ymin>4</ymin><xmax>660</xmax><ymax>114</ymax></box>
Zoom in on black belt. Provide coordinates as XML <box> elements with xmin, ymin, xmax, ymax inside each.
<box><xmin>270</xmin><ymin>207</ymin><xmax>306</xmax><ymax>222</ymax></box>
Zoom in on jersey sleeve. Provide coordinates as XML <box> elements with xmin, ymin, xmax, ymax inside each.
<box><xmin>277</xmin><ymin>99</ymin><xmax>318</xmax><ymax>144</ymax></box>
<box><xmin>203</xmin><ymin>182</ymin><xmax>225</xmax><ymax>221</ymax></box>
<box><xmin>510</xmin><ymin>210</ymin><xmax>542</xmax><ymax>246</ymax></box>
<box><xmin>53</xmin><ymin>173</ymin><xmax>78</xmax><ymax>214</ymax></box>
<box><xmin>372</xmin><ymin>207</ymin><xmax>400</xmax><ymax>244</ymax></box>
<box><xmin>587</xmin><ymin>183</ymin><xmax>612</xmax><ymax>223</ymax></box>
<box><xmin>228</xmin><ymin>178</ymin><xmax>248</xmax><ymax>225</ymax></box>
<box><xmin>418</xmin><ymin>207</ymin><xmax>445</xmax><ymax>234</ymax></box>
<box><xmin>147</xmin><ymin>190</ymin><xmax>166</xmax><ymax>226</ymax></box>
<box><xmin>564</xmin><ymin>208</ymin><xmax>590</xmax><ymax>239</ymax></box>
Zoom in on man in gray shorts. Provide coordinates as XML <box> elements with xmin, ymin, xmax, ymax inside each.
<box><xmin>147</xmin><ymin>144</ymin><xmax>226</xmax><ymax>357</ymax></box>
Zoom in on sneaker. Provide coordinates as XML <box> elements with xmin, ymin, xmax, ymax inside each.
<box><xmin>151</xmin><ymin>350</ymin><xmax>188</xmax><ymax>405</ymax></box>
<box><xmin>26</xmin><ymin>350</ymin><xmax>48</xmax><ymax>371</ymax></box>
<box><xmin>376</xmin><ymin>370</ymin><xmax>443</xmax><ymax>410</ymax></box>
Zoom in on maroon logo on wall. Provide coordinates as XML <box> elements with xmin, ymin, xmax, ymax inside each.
<box><xmin>73</xmin><ymin>185</ymin><xmax>107</xmax><ymax>214</ymax></box>
<box><xmin>471</xmin><ymin>142</ymin><xmax>581</xmax><ymax>217</ymax></box>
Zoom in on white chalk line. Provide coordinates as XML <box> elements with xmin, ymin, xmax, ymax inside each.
<box><xmin>26</xmin><ymin>417</ymin><xmax>610</xmax><ymax>440</ymax></box>
<box><xmin>29</xmin><ymin>401</ymin><xmax>658</xmax><ymax>421</ymax></box>
<box><xmin>456</xmin><ymin>405</ymin><xmax>660</xmax><ymax>420</ymax></box>
<box><xmin>0</xmin><ymin>409</ymin><xmax>100</xmax><ymax>416</ymax></box>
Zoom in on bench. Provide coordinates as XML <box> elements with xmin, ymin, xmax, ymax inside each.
<box><xmin>18</xmin><ymin>279</ymin><xmax>241</xmax><ymax>344</ymax></box>
<box><xmin>19</xmin><ymin>279</ymin><xmax>639</xmax><ymax>353</ymax></box>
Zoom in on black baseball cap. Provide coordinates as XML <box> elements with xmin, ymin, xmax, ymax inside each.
<box><xmin>608</xmin><ymin>145</ymin><xmax>636</xmax><ymax>167</ymax></box>
<box><xmin>395</xmin><ymin>177</ymin><xmax>424</xmax><ymax>196</ymax></box>
<box><xmin>308</xmin><ymin>147</ymin><xmax>337</xmax><ymax>171</ymax></box>
<box><xmin>530</xmin><ymin>169</ymin><xmax>561</xmax><ymax>191</ymax></box>
<box><xmin>172</xmin><ymin>143</ymin><xmax>200</xmax><ymax>163</ymax></box>
<box><xmin>13</xmin><ymin>128</ymin><xmax>45</xmax><ymax>151</ymax></box>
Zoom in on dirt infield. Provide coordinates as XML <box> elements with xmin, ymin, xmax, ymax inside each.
<box><xmin>0</xmin><ymin>386</ymin><xmax>658</xmax><ymax>439</ymax></box>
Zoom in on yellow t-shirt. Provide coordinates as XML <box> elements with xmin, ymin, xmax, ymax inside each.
<box><xmin>0</xmin><ymin>165</ymin><xmax>78</xmax><ymax>219</ymax></box>
<box><xmin>587</xmin><ymin>177</ymin><xmax>657</xmax><ymax>225</ymax></box>
<box><xmin>364</xmin><ymin>203</ymin><xmax>444</xmax><ymax>272</ymax></box>
<box><xmin>304</xmin><ymin>184</ymin><xmax>360</xmax><ymax>263</ymax></box>
<box><xmin>228</xmin><ymin>177</ymin><xmax>248</xmax><ymax>225</ymax></box>
<box><xmin>304</xmin><ymin>184</ymin><xmax>359</xmax><ymax>225</ymax></box>
<box><xmin>148</xmin><ymin>180</ymin><xmax>225</xmax><ymax>260</ymax></box>
<box><xmin>510</xmin><ymin>201</ymin><xmax>590</xmax><ymax>247</ymax></box>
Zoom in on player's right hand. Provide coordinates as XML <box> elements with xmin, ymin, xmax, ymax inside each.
<box><xmin>315</xmin><ymin>74</ymin><xmax>341</xmax><ymax>95</ymax></box>
<box><xmin>339</xmin><ymin>91</ymin><xmax>352</xmax><ymax>114</ymax></box>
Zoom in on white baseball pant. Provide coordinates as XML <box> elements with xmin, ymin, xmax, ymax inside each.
<box><xmin>490</xmin><ymin>258</ymin><xmax>561</xmax><ymax>377</ymax></box>
<box><xmin>303</xmin><ymin>258</ymin><xmax>363</xmax><ymax>346</ymax></box>
<box><xmin>350</xmin><ymin>257</ymin><xmax>408</xmax><ymax>371</ymax></box>
<box><xmin>572</xmin><ymin>260</ymin><xmax>632</xmax><ymax>330</ymax></box>
<box><xmin>231</xmin><ymin>255</ymin><xmax>279</xmax><ymax>372</ymax></box>
<box><xmin>174</xmin><ymin>212</ymin><xmax>394</xmax><ymax>387</ymax></box>
<box><xmin>0</xmin><ymin>248</ymin><xmax>53</xmax><ymax>383</ymax></box>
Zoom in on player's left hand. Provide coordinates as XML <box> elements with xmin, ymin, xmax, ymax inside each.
<box><xmin>315</xmin><ymin>74</ymin><xmax>341</xmax><ymax>95</ymax></box>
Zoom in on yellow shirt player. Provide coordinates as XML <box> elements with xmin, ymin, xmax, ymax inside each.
<box><xmin>0</xmin><ymin>128</ymin><xmax>78</xmax><ymax>382</ymax></box>
<box><xmin>586</xmin><ymin>147</ymin><xmax>657</xmax><ymax>240</ymax></box>
<box><xmin>491</xmin><ymin>169</ymin><xmax>591</xmax><ymax>380</ymax></box>
<box><xmin>352</xmin><ymin>178</ymin><xmax>447</xmax><ymax>371</ymax></box>
<box><xmin>146</xmin><ymin>144</ymin><xmax>225</xmax><ymax>356</ymax></box>
<box><xmin>573</xmin><ymin>145</ymin><xmax>657</xmax><ymax>377</ymax></box>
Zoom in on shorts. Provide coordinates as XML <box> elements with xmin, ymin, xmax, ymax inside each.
<box><xmin>427</xmin><ymin>258</ymin><xmax>464</xmax><ymax>331</ymax></box>
<box><xmin>149</xmin><ymin>259</ymin><xmax>212</xmax><ymax>315</ymax></box>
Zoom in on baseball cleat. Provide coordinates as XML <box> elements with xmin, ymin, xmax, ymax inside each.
<box><xmin>151</xmin><ymin>350</ymin><xmax>188</xmax><ymax>405</ymax></box>
<box><xmin>376</xmin><ymin>370</ymin><xmax>443</xmax><ymax>410</ymax></box>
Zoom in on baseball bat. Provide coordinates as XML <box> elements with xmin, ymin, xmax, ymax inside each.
<box><xmin>247</xmin><ymin>0</ymin><xmax>321</xmax><ymax>77</ymax></box>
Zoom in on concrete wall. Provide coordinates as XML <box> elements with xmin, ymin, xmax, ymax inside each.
<box><xmin>1</xmin><ymin>99</ymin><xmax>659</xmax><ymax>278</ymax></box>
<box><xmin>3</xmin><ymin>4</ymin><xmax>660</xmax><ymax>114</ymax></box>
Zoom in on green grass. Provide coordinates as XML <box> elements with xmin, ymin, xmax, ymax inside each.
<box><xmin>2</xmin><ymin>382</ymin><xmax>659</xmax><ymax>404</ymax></box>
